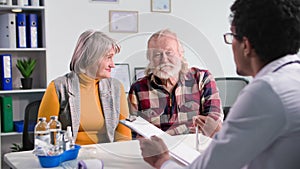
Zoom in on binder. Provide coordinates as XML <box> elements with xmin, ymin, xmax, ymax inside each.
<box><xmin>0</xmin><ymin>13</ymin><xmax>17</xmax><ymax>48</ymax></box>
<box><xmin>0</xmin><ymin>0</ymin><xmax>6</xmax><ymax>5</ymax></box>
<box><xmin>7</xmin><ymin>0</ymin><xmax>12</xmax><ymax>5</ymax></box>
<box><xmin>16</xmin><ymin>13</ymin><xmax>27</xmax><ymax>48</ymax></box>
<box><xmin>27</xmin><ymin>13</ymin><xmax>38</xmax><ymax>48</ymax></box>
<box><xmin>17</xmin><ymin>0</ymin><xmax>29</xmax><ymax>6</ymax></box>
<box><xmin>0</xmin><ymin>54</ymin><xmax>13</xmax><ymax>90</ymax></box>
<box><xmin>29</xmin><ymin>0</ymin><xmax>39</xmax><ymax>6</ymax></box>
<box><xmin>0</xmin><ymin>96</ymin><xmax>14</xmax><ymax>132</ymax></box>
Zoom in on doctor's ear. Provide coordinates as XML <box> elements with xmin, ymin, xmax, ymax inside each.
<box><xmin>242</xmin><ymin>37</ymin><xmax>253</xmax><ymax>57</ymax></box>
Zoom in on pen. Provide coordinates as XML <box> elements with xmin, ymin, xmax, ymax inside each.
<box><xmin>195</xmin><ymin>125</ymin><xmax>199</xmax><ymax>151</ymax></box>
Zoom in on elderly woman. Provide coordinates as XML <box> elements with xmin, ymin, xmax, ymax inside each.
<box><xmin>38</xmin><ymin>30</ymin><xmax>132</xmax><ymax>145</ymax></box>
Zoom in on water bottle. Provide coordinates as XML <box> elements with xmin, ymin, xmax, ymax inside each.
<box><xmin>47</xmin><ymin>116</ymin><xmax>62</xmax><ymax>147</ymax></box>
<box><xmin>48</xmin><ymin>116</ymin><xmax>62</xmax><ymax>145</ymax></box>
<box><xmin>34</xmin><ymin>117</ymin><xmax>50</xmax><ymax>149</ymax></box>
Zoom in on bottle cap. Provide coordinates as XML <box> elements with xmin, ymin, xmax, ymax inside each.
<box><xmin>38</xmin><ymin>117</ymin><xmax>46</xmax><ymax>121</ymax></box>
<box><xmin>50</xmin><ymin>116</ymin><xmax>58</xmax><ymax>120</ymax></box>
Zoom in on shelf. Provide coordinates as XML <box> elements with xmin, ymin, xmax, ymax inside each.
<box><xmin>0</xmin><ymin>1</ymin><xmax>46</xmax><ymax>166</ymax></box>
<box><xmin>0</xmin><ymin>89</ymin><xmax>46</xmax><ymax>94</ymax></box>
<box><xmin>0</xmin><ymin>48</ymin><xmax>46</xmax><ymax>52</ymax></box>
<box><xmin>0</xmin><ymin>132</ymin><xmax>22</xmax><ymax>136</ymax></box>
<box><xmin>0</xmin><ymin>5</ymin><xmax>44</xmax><ymax>12</ymax></box>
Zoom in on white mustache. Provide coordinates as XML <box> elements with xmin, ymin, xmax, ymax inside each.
<box><xmin>158</xmin><ymin>63</ymin><xmax>174</xmax><ymax>70</ymax></box>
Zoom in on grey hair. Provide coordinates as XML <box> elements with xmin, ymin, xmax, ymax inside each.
<box><xmin>145</xmin><ymin>29</ymin><xmax>188</xmax><ymax>76</ymax></box>
<box><xmin>69</xmin><ymin>30</ymin><xmax>120</xmax><ymax>73</ymax></box>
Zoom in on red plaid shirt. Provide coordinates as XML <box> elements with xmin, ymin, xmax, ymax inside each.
<box><xmin>128</xmin><ymin>67</ymin><xmax>223</xmax><ymax>136</ymax></box>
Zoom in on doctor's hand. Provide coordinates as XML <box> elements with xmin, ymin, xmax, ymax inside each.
<box><xmin>139</xmin><ymin>135</ymin><xmax>170</xmax><ymax>169</ymax></box>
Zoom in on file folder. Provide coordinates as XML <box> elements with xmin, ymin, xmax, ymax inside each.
<box><xmin>0</xmin><ymin>96</ymin><xmax>14</xmax><ymax>132</ymax></box>
<box><xmin>16</xmin><ymin>13</ymin><xmax>27</xmax><ymax>48</ymax></box>
<box><xmin>17</xmin><ymin>0</ymin><xmax>29</xmax><ymax>6</ymax></box>
<box><xmin>0</xmin><ymin>54</ymin><xmax>13</xmax><ymax>90</ymax></box>
<box><xmin>29</xmin><ymin>0</ymin><xmax>39</xmax><ymax>6</ymax></box>
<box><xmin>0</xmin><ymin>0</ymin><xmax>6</xmax><ymax>5</ymax></box>
<box><xmin>0</xmin><ymin>13</ymin><xmax>17</xmax><ymax>48</ymax></box>
<box><xmin>27</xmin><ymin>13</ymin><xmax>38</xmax><ymax>48</ymax></box>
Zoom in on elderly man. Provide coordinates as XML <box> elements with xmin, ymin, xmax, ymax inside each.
<box><xmin>128</xmin><ymin>29</ymin><xmax>223</xmax><ymax>137</ymax></box>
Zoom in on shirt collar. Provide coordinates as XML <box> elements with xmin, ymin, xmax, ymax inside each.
<box><xmin>150</xmin><ymin>73</ymin><xmax>184</xmax><ymax>87</ymax></box>
<box><xmin>255</xmin><ymin>54</ymin><xmax>300</xmax><ymax>79</ymax></box>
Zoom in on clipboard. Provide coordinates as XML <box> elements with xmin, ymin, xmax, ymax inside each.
<box><xmin>120</xmin><ymin>116</ymin><xmax>200</xmax><ymax>166</ymax></box>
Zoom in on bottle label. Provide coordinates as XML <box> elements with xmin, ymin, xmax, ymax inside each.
<box><xmin>35</xmin><ymin>131</ymin><xmax>50</xmax><ymax>148</ymax></box>
<box><xmin>50</xmin><ymin>129</ymin><xmax>61</xmax><ymax>145</ymax></box>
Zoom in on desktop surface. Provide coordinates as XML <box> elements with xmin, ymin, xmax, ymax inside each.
<box><xmin>4</xmin><ymin>134</ymin><xmax>211</xmax><ymax>169</ymax></box>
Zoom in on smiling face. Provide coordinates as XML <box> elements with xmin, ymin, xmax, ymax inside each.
<box><xmin>96</xmin><ymin>47</ymin><xmax>116</xmax><ymax>79</ymax></box>
<box><xmin>148</xmin><ymin>36</ymin><xmax>182</xmax><ymax>79</ymax></box>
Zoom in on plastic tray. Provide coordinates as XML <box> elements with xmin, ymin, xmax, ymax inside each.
<box><xmin>37</xmin><ymin>145</ymin><xmax>81</xmax><ymax>168</ymax></box>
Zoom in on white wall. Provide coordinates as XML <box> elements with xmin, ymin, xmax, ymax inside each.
<box><xmin>45</xmin><ymin>0</ymin><xmax>237</xmax><ymax>86</ymax></box>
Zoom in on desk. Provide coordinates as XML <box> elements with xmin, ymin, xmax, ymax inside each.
<box><xmin>4</xmin><ymin>134</ymin><xmax>211</xmax><ymax>169</ymax></box>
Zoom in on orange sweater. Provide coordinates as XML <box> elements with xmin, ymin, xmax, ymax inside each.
<box><xmin>38</xmin><ymin>74</ymin><xmax>131</xmax><ymax>145</ymax></box>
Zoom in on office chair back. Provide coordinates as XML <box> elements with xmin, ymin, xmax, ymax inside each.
<box><xmin>215</xmin><ymin>77</ymin><xmax>249</xmax><ymax>120</ymax></box>
<box><xmin>22</xmin><ymin>100</ymin><xmax>41</xmax><ymax>151</ymax></box>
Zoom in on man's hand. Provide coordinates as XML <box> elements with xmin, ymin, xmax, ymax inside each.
<box><xmin>192</xmin><ymin>115</ymin><xmax>207</xmax><ymax>131</ymax></box>
<box><xmin>192</xmin><ymin>115</ymin><xmax>221</xmax><ymax>137</ymax></box>
<box><xmin>139</xmin><ymin>135</ymin><xmax>170</xmax><ymax>169</ymax></box>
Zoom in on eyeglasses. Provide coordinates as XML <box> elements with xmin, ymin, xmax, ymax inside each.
<box><xmin>223</xmin><ymin>33</ymin><xmax>240</xmax><ymax>44</ymax></box>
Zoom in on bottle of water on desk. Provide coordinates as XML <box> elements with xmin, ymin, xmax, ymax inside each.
<box><xmin>47</xmin><ymin>116</ymin><xmax>62</xmax><ymax>149</ymax></box>
<box><xmin>34</xmin><ymin>117</ymin><xmax>50</xmax><ymax>153</ymax></box>
<box><xmin>48</xmin><ymin>116</ymin><xmax>62</xmax><ymax>145</ymax></box>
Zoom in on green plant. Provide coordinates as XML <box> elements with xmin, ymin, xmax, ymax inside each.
<box><xmin>10</xmin><ymin>143</ymin><xmax>23</xmax><ymax>152</ymax></box>
<box><xmin>16</xmin><ymin>58</ymin><xmax>37</xmax><ymax>78</ymax></box>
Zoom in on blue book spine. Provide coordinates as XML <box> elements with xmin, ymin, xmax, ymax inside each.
<box><xmin>27</xmin><ymin>13</ymin><xmax>38</xmax><ymax>48</ymax></box>
<box><xmin>16</xmin><ymin>13</ymin><xmax>27</xmax><ymax>48</ymax></box>
<box><xmin>0</xmin><ymin>54</ymin><xmax>13</xmax><ymax>90</ymax></box>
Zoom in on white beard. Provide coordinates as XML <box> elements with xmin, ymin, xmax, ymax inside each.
<box><xmin>153</xmin><ymin>62</ymin><xmax>181</xmax><ymax>79</ymax></box>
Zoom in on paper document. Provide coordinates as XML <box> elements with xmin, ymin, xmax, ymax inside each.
<box><xmin>120</xmin><ymin>116</ymin><xmax>200</xmax><ymax>166</ymax></box>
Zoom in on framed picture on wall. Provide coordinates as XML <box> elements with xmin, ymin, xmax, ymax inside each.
<box><xmin>134</xmin><ymin>67</ymin><xmax>146</xmax><ymax>80</ymax></box>
<box><xmin>110</xmin><ymin>63</ymin><xmax>131</xmax><ymax>93</ymax></box>
<box><xmin>109</xmin><ymin>10</ymin><xmax>138</xmax><ymax>33</ymax></box>
<box><xmin>151</xmin><ymin>0</ymin><xmax>171</xmax><ymax>13</ymax></box>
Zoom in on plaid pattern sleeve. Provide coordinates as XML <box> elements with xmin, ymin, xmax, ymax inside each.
<box><xmin>128</xmin><ymin>86</ymin><xmax>139</xmax><ymax>117</ymax></box>
<box><xmin>196</xmin><ymin>68</ymin><xmax>223</xmax><ymax>136</ymax></box>
<box><xmin>165</xmin><ymin>68</ymin><xmax>223</xmax><ymax>137</ymax></box>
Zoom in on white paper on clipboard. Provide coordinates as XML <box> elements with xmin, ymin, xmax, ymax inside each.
<box><xmin>120</xmin><ymin>116</ymin><xmax>200</xmax><ymax>166</ymax></box>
